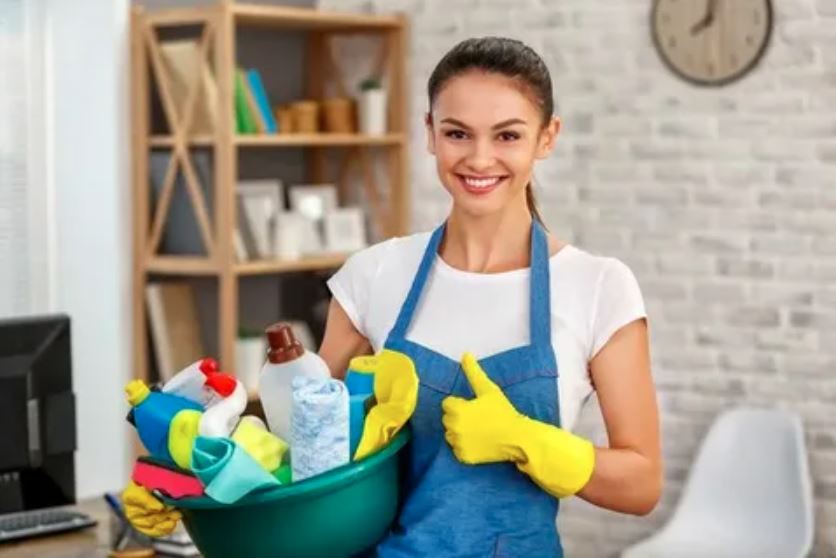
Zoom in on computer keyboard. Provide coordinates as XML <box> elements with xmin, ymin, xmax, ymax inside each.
<box><xmin>0</xmin><ymin>508</ymin><xmax>97</xmax><ymax>543</ymax></box>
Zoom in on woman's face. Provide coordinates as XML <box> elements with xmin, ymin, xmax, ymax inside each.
<box><xmin>427</xmin><ymin>70</ymin><xmax>560</xmax><ymax>219</ymax></box>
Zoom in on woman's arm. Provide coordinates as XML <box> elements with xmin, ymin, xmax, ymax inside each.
<box><xmin>318</xmin><ymin>299</ymin><xmax>373</xmax><ymax>380</ymax></box>
<box><xmin>576</xmin><ymin>318</ymin><xmax>662</xmax><ymax>515</ymax></box>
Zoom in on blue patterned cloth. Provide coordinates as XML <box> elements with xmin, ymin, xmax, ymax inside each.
<box><xmin>290</xmin><ymin>376</ymin><xmax>350</xmax><ymax>481</ymax></box>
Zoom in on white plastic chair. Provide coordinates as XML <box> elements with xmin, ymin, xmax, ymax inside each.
<box><xmin>622</xmin><ymin>407</ymin><xmax>814</xmax><ymax>558</ymax></box>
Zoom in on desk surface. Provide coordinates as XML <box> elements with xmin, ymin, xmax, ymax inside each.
<box><xmin>1</xmin><ymin>499</ymin><xmax>112</xmax><ymax>558</ymax></box>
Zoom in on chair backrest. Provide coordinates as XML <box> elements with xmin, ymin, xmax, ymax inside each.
<box><xmin>665</xmin><ymin>407</ymin><xmax>814</xmax><ymax>552</ymax></box>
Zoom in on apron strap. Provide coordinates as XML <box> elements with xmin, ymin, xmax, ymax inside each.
<box><xmin>529</xmin><ymin>221</ymin><xmax>553</xmax><ymax>349</ymax></box>
<box><xmin>389</xmin><ymin>223</ymin><xmax>446</xmax><ymax>340</ymax></box>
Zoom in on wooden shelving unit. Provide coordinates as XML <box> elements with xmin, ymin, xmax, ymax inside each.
<box><xmin>130</xmin><ymin>1</ymin><xmax>409</xmax><ymax>383</ymax></box>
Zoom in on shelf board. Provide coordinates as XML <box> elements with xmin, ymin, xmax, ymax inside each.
<box><xmin>233</xmin><ymin>3</ymin><xmax>403</xmax><ymax>31</ymax></box>
<box><xmin>235</xmin><ymin>254</ymin><xmax>348</xmax><ymax>275</ymax></box>
<box><xmin>149</xmin><ymin>133</ymin><xmax>405</xmax><ymax>148</ymax></box>
<box><xmin>237</xmin><ymin>133</ymin><xmax>404</xmax><ymax>147</ymax></box>
<box><xmin>149</xmin><ymin>135</ymin><xmax>213</xmax><ymax>147</ymax></box>
<box><xmin>146</xmin><ymin>256</ymin><xmax>218</xmax><ymax>275</ymax></box>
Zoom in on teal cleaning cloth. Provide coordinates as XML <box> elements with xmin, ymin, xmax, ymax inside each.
<box><xmin>191</xmin><ymin>437</ymin><xmax>278</xmax><ymax>504</ymax></box>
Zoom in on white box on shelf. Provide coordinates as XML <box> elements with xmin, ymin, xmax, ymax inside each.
<box><xmin>324</xmin><ymin>207</ymin><xmax>367</xmax><ymax>253</ymax></box>
<box><xmin>237</xmin><ymin>179</ymin><xmax>284</xmax><ymax>259</ymax></box>
<box><xmin>289</xmin><ymin>184</ymin><xmax>338</xmax><ymax>256</ymax></box>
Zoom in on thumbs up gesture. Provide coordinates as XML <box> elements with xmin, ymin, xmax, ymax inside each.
<box><xmin>442</xmin><ymin>352</ymin><xmax>596</xmax><ymax>498</ymax></box>
<box><xmin>441</xmin><ymin>353</ymin><xmax>526</xmax><ymax>465</ymax></box>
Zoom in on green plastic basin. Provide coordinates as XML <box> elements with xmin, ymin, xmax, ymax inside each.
<box><xmin>161</xmin><ymin>428</ymin><xmax>410</xmax><ymax>558</ymax></box>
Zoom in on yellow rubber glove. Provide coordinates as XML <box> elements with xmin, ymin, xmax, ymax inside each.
<box><xmin>231</xmin><ymin>416</ymin><xmax>288</xmax><ymax>473</ymax></box>
<box><xmin>441</xmin><ymin>353</ymin><xmax>596</xmax><ymax>499</ymax></box>
<box><xmin>121</xmin><ymin>480</ymin><xmax>181</xmax><ymax>537</ymax></box>
<box><xmin>349</xmin><ymin>349</ymin><xmax>419</xmax><ymax>461</ymax></box>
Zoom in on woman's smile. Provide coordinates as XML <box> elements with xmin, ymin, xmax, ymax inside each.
<box><xmin>456</xmin><ymin>173</ymin><xmax>509</xmax><ymax>196</ymax></box>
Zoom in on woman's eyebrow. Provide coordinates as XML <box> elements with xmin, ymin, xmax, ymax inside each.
<box><xmin>439</xmin><ymin>117</ymin><xmax>528</xmax><ymax>130</ymax></box>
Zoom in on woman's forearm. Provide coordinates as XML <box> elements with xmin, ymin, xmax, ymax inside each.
<box><xmin>576</xmin><ymin>446</ymin><xmax>662</xmax><ymax>516</ymax></box>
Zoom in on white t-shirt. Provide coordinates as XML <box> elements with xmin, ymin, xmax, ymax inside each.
<box><xmin>326</xmin><ymin>231</ymin><xmax>646</xmax><ymax>431</ymax></box>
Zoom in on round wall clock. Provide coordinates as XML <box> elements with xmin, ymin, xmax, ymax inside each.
<box><xmin>651</xmin><ymin>0</ymin><xmax>773</xmax><ymax>86</ymax></box>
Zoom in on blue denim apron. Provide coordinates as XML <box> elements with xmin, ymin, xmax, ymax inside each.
<box><xmin>376</xmin><ymin>221</ymin><xmax>562</xmax><ymax>558</ymax></box>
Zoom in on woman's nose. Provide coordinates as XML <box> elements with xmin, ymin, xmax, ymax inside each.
<box><xmin>464</xmin><ymin>139</ymin><xmax>497</xmax><ymax>173</ymax></box>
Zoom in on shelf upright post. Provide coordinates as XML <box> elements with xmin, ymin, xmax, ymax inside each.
<box><xmin>216</xmin><ymin>1</ymin><xmax>239</xmax><ymax>372</ymax></box>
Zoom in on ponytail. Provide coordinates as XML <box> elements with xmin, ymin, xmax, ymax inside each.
<box><xmin>526</xmin><ymin>182</ymin><xmax>544</xmax><ymax>225</ymax></box>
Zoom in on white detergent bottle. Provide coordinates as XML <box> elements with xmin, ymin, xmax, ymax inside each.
<box><xmin>259</xmin><ymin>322</ymin><xmax>331</xmax><ymax>441</ymax></box>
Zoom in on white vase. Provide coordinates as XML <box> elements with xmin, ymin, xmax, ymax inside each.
<box><xmin>235</xmin><ymin>336</ymin><xmax>266</xmax><ymax>394</ymax></box>
<box><xmin>358</xmin><ymin>88</ymin><xmax>388</xmax><ymax>135</ymax></box>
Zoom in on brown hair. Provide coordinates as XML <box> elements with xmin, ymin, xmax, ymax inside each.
<box><xmin>427</xmin><ymin>37</ymin><xmax>554</xmax><ymax>224</ymax></box>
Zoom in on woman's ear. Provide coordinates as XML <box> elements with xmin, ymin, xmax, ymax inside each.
<box><xmin>425</xmin><ymin>112</ymin><xmax>436</xmax><ymax>155</ymax></box>
<box><xmin>535</xmin><ymin>116</ymin><xmax>561</xmax><ymax>160</ymax></box>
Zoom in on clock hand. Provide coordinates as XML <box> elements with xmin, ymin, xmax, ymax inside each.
<box><xmin>691</xmin><ymin>0</ymin><xmax>719</xmax><ymax>35</ymax></box>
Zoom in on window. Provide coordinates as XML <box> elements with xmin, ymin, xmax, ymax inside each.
<box><xmin>0</xmin><ymin>0</ymin><xmax>49</xmax><ymax>316</ymax></box>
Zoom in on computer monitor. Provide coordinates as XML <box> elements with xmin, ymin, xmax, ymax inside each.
<box><xmin>0</xmin><ymin>314</ymin><xmax>76</xmax><ymax>515</ymax></box>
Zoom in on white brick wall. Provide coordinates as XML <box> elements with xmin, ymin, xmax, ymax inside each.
<box><xmin>320</xmin><ymin>0</ymin><xmax>836</xmax><ymax>555</ymax></box>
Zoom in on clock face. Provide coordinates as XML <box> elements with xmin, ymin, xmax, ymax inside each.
<box><xmin>652</xmin><ymin>0</ymin><xmax>772</xmax><ymax>86</ymax></box>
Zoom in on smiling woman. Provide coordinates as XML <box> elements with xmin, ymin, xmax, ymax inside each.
<box><xmin>426</xmin><ymin>42</ymin><xmax>558</xmax><ymax>227</ymax></box>
<box><xmin>319</xmin><ymin>37</ymin><xmax>661</xmax><ymax>557</ymax></box>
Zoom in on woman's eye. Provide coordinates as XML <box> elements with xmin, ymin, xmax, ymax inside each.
<box><xmin>498</xmin><ymin>131</ymin><xmax>520</xmax><ymax>142</ymax></box>
<box><xmin>444</xmin><ymin>130</ymin><xmax>468</xmax><ymax>140</ymax></box>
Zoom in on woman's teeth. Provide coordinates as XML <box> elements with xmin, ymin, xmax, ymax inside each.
<box><xmin>463</xmin><ymin>176</ymin><xmax>502</xmax><ymax>189</ymax></box>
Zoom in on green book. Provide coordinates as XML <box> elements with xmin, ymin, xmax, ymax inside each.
<box><xmin>234</xmin><ymin>69</ymin><xmax>256</xmax><ymax>134</ymax></box>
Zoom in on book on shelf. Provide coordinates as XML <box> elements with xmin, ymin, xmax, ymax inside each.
<box><xmin>145</xmin><ymin>281</ymin><xmax>205</xmax><ymax>383</ymax></box>
<box><xmin>245</xmin><ymin>69</ymin><xmax>277</xmax><ymax>133</ymax></box>
<box><xmin>241</xmin><ymin>69</ymin><xmax>267</xmax><ymax>134</ymax></box>
<box><xmin>234</xmin><ymin>69</ymin><xmax>257</xmax><ymax>134</ymax></box>
<box><xmin>159</xmin><ymin>39</ymin><xmax>218</xmax><ymax>134</ymax></box>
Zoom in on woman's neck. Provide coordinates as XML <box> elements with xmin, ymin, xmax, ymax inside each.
<box><xmin>440</xmin><ymin>202</ymin><xmax>533</xmax><ymax>273</ymax></box>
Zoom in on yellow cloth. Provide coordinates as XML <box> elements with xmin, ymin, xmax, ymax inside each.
<box><xmin>349</xmin><ymin>349</ymin><xmax>418</xmax><ymax>461</ymax></box>
<box><xmin>168</xmin><ymin>410</ymin><xmax>202</xmax><ymax>469</ymax></box>
<box><xmin>121</xmin><ymin>480</ymin><xmax>181</xmax><ymax>537</ymax></box>
<box><xmin>231</xmin><ymin>416</ymin><xmax>288</xmax><ymax>473</ymax></box>
<box><xmin>442</xmin><ymin>352</ymin><xmax>596</xmax><ymax>498</ymax></box>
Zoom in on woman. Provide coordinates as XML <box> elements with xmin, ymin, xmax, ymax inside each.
<box><xmin>320</xmin><ymin>37</ymin><xmax>661</xmax><ymax>556</ymax></box>
<box><xmin>122</xmin><ymin>36</ymin><xmax>661</xmax><ymax>556</ymax></box>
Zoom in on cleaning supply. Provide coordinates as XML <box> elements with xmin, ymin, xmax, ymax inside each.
<box><xmin>345</xmin><ymin>367</ymin><xmax>374</xmax><ymax>395</ymax></box>
<box><xmin>290</xmin><ymin>376</ymin><xmax>350</xmax><ymax>481</ymax></box>
<box><xmin>190</xmin><ymin>436</ymin><xmax>280</xmax><ymax>504</ymax></box>
<box><xmin>131</xmin><ymin>457</ymin><xmax>205</xmax><ymax>499</ymax></box>
<box><xmin>230</xmin><ymin>415</ymin><xmax>288</xmax><ymax>473</ymax></box>
<box><xmin>272</xmin><ymin>463</ymin><xmax>292</xmax><ymax>484</ymax></box>
<box><xmin>126</xmin><ymin>380</ymin><xmax>202</xmax><ymax>462</ymax></box>
<box><xmin>349</xmin><ymin>393</ymin><xmax>374</xmax><ymax>457</ymax></box>
<box><xmin>162</xmin><ymin>358</ymin><xmax>222</xmax><ymax>407</ymax></box>
<box><xmin>442</xmin><ymin>352</ymin><xmax>596</xmax><ymax>498</ymax></box>
<box><xmin>167</xmin><ymin>409</ymin><xmax>202</xmax><ymax>469</ymax></box>
<box><xmin>349</xmin><ymin>349</ymin><xmax>419</xmax><ymax>460</ymax></box>
<box><xmin>198</xmin><ymin>379</ymin><xmax>247</xmax><ymax>438</ymax></box>
<box><xmin>259</xmin><ymin>322</ymin><xmax>331</xmax><ymax>441</ymax></box>
<box><xmin>121</xmin><ymin>480</ymin><xmax>182</xmax><ymax>537</ymax></box>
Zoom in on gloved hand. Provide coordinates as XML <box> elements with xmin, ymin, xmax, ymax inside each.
<box><xmin>349</xmin><ymin>349</ymin><xmax>419</xmax><ymax>460</ymax></box>
<box><xmin>442</xmin><ymin>353</ymin><xmax>596</xmax><ymax>498</ymax></box>
<box><xmin>121</xmin><ymin>480</ymin><xmax>181</xmax><ymax>537</ymax></box>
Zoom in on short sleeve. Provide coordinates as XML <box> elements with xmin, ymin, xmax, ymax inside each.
<box><xmin>326</xmin><ymin>240</ymin><xmax>391</xmax><ymax>337</ymax></box>
<box><xmin>589</xmin><ymin>258</ymin><xmax>647</xmax><ymax>359</ymax></box>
